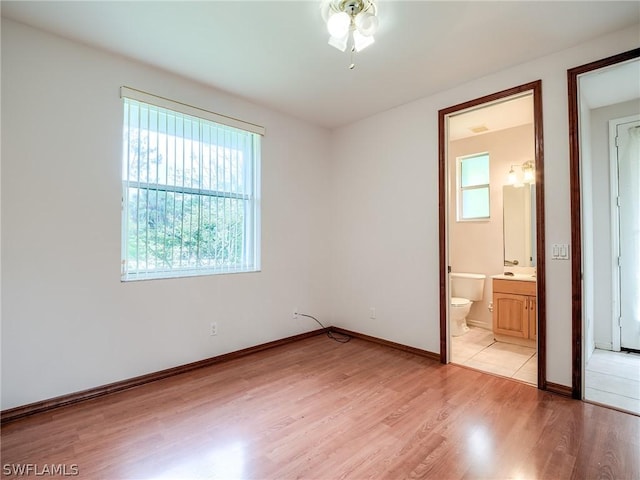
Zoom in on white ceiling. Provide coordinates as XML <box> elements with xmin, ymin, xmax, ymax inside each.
<box><xmin>2</xmin><ymin>1</ymin><xmax>639</xmax><ymax>129</ymax></box>
<box><xmin>448</xmin><ymin>94</ymin><xmax>533</xmax><ymax>141</ymax></box>
<box><xmin>580</xmin><ymin>58</ymin><xmax>640</xmax><ymax>109</ymax></box>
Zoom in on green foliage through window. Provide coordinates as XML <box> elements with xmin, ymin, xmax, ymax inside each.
<box><xmin>121</xmin><ymin>97</ymin><xmax>260</xmax><ymax>280</ymax></box>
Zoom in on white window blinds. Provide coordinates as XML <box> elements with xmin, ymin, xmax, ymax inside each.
<box><xmin>120</xmin><ymin>87</ymin><xmax>262</xmax><ymax>281</ymax></box>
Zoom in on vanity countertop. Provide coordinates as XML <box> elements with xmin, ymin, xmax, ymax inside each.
<box><xmin>492</xmin><ymin>273</ymin><xmax>536</xmax><ymax>282</ymax></box>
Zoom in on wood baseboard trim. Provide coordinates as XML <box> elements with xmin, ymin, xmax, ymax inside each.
<box><xmin>330</xmin><ymin>327</ymin><xmax>440</xmax><ymax>362</ymax></box>
<box><xmin>545</xmin><ymin>381</ymin><xmax>572</xmax><ymax>397</ymax></box>
<box><xmin>1</xmin><ymin>329</ymin><xmax>326</xmax><ymax>424</ymax></box>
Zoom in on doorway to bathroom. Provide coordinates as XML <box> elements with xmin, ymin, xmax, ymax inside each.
<box><xmin>438</xmin><ymin>81</ymin><xmax>547</xmax><ymax>390</ymax></box>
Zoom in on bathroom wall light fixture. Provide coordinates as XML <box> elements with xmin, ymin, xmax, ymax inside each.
<box><xmin>320</xmin><ymin>0</ymin><xmax>378</xmax><ymax>69</ymax></box>
<box><xmin>507</xmin><ymin>161</ymin><xmax>535</xmax><ymax>186</ymax></box>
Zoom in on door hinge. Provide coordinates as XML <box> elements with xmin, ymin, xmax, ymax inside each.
<box><xmin>615</xmin><ymin>135</ymin><xmax>620</xmax><ymax>147</ymax></box>
<box><xmin>617</xmin><ymin>196</ymin><xmax>621</xmax><ymax>207</ymax></box>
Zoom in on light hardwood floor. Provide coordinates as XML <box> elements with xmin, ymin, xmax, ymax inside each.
<box><xmin>585</xmin><ymin>348</ymin><xmax>640</xmax><ymax>415</ymax></box>
<box><xmin>2</xmin><ymin>335</ymin><xmax>639</xmax><ymax>479</ymax></box>
<box><xmin>451</xmin><ymin>326</ymin><xmax>537</xmax><ymax>385</ymax></box>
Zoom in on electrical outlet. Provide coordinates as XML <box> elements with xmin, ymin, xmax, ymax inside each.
<box><xmin>210</xmin><ymin>322</ymin><xmax>218</xmax><ymax>336</ymax></box>
<box><xmin>292</xmin><ymin>308</ymin><xmax>298</xmax><ymax>319</ymax></box>
<box><xmin>369</xmin><ymin>307</ymin><xmax>376</xmax><ymax>319</ymax></box>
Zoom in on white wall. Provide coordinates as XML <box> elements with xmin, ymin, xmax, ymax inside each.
<box><xmin>329</xmin><ymin>101</ymin><xmax>440</xmax><ymax>348</ymax></box>
<box><xmin>448</xmin><ymin>125</ymin><xmax>535</xmax><ymax>327</ymax></box>
<box><xmin>590</xmin><ymin>100</ymin><xmax>640</xmax><ymax>350</ymax></box>
<box><xmin>1</xmin><ymin>19</ymin><xmax>331</xmax><ymax>409</ymax></box>
<box><xmin>329</xmin><ymin>25</ymin><xmax>640</xmax><ymax>386</ymax></box>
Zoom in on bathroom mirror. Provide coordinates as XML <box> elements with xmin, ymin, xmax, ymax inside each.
<box><xmin>503</xmin><ymin>184</ymin><xmax>536</xmax><ymax>267</ymax></box>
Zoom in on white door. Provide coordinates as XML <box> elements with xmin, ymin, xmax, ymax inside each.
<box><xmin>616</xmin><ymin>117</ymin><xmax>640</xmax><ymax>351</ymax></box>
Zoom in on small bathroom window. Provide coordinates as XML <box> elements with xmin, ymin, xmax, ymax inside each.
<box><xmin>457</xmin><ymin>152</ymin><xmax>490</xmax><ymax>221</ymax></box>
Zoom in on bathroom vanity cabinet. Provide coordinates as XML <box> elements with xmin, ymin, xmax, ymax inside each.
<box><xmin>492</xmin><ymin>278</ymin><xmax>536</xmax><ymax>347</ymax></box>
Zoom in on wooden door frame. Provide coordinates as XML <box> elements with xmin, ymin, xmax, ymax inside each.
<box><xmin>438</xmin><ymin>80</ymin><xmax>547</xmax><ymax>390</ymax></box>
<box><xmin>568</xmin><ymin>48</ymin><xmax>640</xmax><ymax>399</ymax></box>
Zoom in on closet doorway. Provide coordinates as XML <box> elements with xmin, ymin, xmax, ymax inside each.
<box><xmin>569</xmin><ymin>48</ymin><xmax>640</xmax><ymax>414</ymax></box>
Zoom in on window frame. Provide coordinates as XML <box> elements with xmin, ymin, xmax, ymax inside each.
<box><xmin>120</xmin><ymin>87</ymin><xmax>263</xmax><ymax>281</ymax></box>
<box><xmin>456</xmin><ymin>152</ymin><xmax>491</xmax><ymax>222</ymax></box>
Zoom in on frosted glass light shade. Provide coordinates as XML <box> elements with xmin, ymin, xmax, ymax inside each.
<box><xmin>355</xmin><ymin>11</ymin><xmax>378</xmax><ymax>36</ymax></box>
<box><xmin>353</xmin><ymin>30</ymin><xmax>375</xmax><ymax>51</ymax></box>
<box><xmin>327</xmin><ymin>12</ymin><xmax>350</xmax><ymax>38</ymax></box>
<box><xmin>328</xmin><ymin>34</ymin><xmax>348</xmax><ymax>52</ymax></box>
<box><xmin>523</xmin><ymin>165</ymin><xmax>535</xmax><ymax>183</ymax></box>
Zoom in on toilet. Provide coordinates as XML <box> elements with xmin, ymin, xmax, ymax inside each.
<box><xmin>450</xmin><ymin>272</ymin><xmax>486</xmax><ymax>336</ymax></box>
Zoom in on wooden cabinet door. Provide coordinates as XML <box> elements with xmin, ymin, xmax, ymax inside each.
<box><xmin>493</xmin><ymin>293</ymin><xmax>528</xmax><ymax>338</ymax></box>
<box><xmin>528</xmin><ymin>296</ymin><xmax>537</xmax><ymax>340</ymax></box>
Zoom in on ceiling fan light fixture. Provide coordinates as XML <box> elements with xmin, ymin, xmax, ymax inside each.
<box><xmin>322</xmin><ymin>0</ymin><xmax>378</xmax><ymax>67</ymax></box>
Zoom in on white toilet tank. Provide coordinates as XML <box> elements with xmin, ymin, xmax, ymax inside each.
<box><xmin>450</xmin><ymin>273</ymin><xmax>486</xmax><ymax>301</ymax></box>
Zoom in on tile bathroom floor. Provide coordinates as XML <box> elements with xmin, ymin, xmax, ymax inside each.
<box><xmin>451</xmin><ymin>326</ymin><xmax>537</xmax><ymax>385</ymax></box>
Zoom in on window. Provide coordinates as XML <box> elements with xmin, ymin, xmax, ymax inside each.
<box><xmin>121</xmin><ymin>87</ymin><xmax>262</xmax><ymax>281</ymax></box>
<box><xmin>457</xmin><ymin>152</ymin><xmax>490</xmax><ymax>221</ymax></box>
